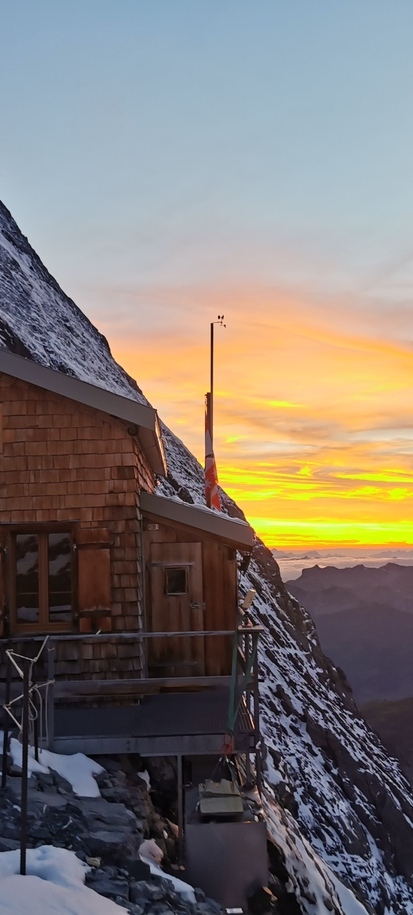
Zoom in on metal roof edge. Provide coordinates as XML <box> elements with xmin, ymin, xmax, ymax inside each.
<box><xmin>140</xmin><ymin>490</ymin><xmax>254</xmax><ymax>550</ymax></box>
<box><xmin>0</xmin><ymin>349</ymin><xmax>167</xmax><ymax>476</ymax></box>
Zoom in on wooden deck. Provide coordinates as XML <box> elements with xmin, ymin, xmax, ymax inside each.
<box><xmin>0</xmin><ymin>627</ymin><xmax>262</xmax><ymax>759</ymax></box>
<box><xmin>52</xmin><ymin>687</ymin><xmax>256</xmax><ymax>756</ymax></box>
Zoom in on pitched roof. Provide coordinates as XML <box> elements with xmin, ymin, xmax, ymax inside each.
<box><xmin>140</xmin><ymin>490</ymin><xmax>254</xmax><ymax>550</ymax></box>
<box><xmin>0</xmin><ymin>349</ymin><xmax>167</xmax><ymax>476</ymax></box>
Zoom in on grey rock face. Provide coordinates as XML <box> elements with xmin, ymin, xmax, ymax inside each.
<box><xmin>1</xmin><ymin>760</ymin><xmax>225</xmax><ymax>915</ymax></box>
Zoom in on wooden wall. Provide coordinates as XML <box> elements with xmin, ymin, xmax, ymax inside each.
<box><xmin>0</xmin><ymin>373</ymin><xmax>156</xmax><ymax>677</ymax></box>
<box><xmin>143</xmin><ymin>517</ymin><xmax>238</xmax><ymax>676</ymax></box>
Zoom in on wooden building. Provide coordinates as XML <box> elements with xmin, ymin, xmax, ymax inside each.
<box><xmin>0</xmin><ymin>349</ymin><xmax>166</xmax><ymax>682</ymax></box>
<box><xmin>0</xmin><ymin>350</ymin><xmax>259</xmax><ymax>762</ymax></box>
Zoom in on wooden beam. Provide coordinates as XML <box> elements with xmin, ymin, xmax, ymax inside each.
<box><xmin>53</xmin><ymin>675</ymin><xmax>231</xmax><ymax>699</ymax></box>
<box><xmin>0</xmin><ymin>674</ymin><xmax>232</xmax><ymax>704</ymax></box>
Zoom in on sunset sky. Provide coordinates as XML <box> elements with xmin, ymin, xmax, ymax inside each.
<box><xmin>2</xmin><ymin>1</ymin><xmax>413</xmax><ymax>549</ymax></box>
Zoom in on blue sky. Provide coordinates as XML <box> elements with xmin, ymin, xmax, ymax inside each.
<box><xmin>2</xmin><ymin>1</ymin><xmax>413</xmax><ymax>546</ymax></box>
<box><xmin>3</xmin><ymin>1</ymin><xmax>413</xmax><ymax>298</ymax></box>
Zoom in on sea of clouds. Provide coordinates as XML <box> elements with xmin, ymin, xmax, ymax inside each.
<box><xmin>273</xmin><ymin>548</ymin><xmax>413</xmax><ymax>582</ymax></box>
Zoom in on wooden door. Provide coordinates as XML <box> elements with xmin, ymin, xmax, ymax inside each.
<box><xmin>148</xmin><ymin>542</ymin><xmax>205</xmax><ymax>677</ymax></box>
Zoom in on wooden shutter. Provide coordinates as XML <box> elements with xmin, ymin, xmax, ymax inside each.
<box><xmin>75</xmin><ymin>528</ymin><xmax>112</xmax><ymax>633</ymax></box>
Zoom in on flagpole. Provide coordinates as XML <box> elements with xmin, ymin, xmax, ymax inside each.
<box><xmin>210</xmin><ymin>320</ymin><xmax>214</xmax><ymax>449</ymax></box>
<box><xmin>210</xmin><ymin>314</ymin><xmax>225</xmax><ymax>451</ymax></box>
<box><xmin>205</xmin><ymin>315</ymin><xmax>225</xmax><ymax>511</ymax></box>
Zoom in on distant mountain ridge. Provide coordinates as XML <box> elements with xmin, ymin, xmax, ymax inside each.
<box><xmin>4</xmin><ymin>199</ymin><xmax>413</xmax><ymax>912</ymax></box>
<box><xmin>287</xmin><ymin>563</ymin><xmax>413</xmax><ymax>701</ymax></box>
<box><xmin>288</xmin><ymin>562</ymin><xmax>413</xmax><ymax>612</ymax></box>
<box><xmin>273</xmin><ymin>548</ymin><xmax>413</xmax><ymax>559</ymax></box>
<box><xmin>274</xmin><ymin>548</ymin><xmax>413</xmax><ymax>581</ymax></box>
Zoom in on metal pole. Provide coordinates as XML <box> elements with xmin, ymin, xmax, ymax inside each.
<box><xmin>210</xmin><ymin>321</ymin><xmax>214</xmax><ymax>448</ymax></box>
<box><xmin>177</xmin><ymin>754</ymin><xmax>184</xmax><ymax>864</ymax></box>
<box><xmin>252</xmin><ymin>633</ymin><xmax>262</xmax><ymax>793</ymax></box>
<box><xmin>20</xmin><ymin>660</ymin><xmax>30</xmax><ymax>876</ymax></box>
<box><xmin>33</xmin><ymin>691</ymin><xmax>39</xmax><ymax>762</ymax></box>
<box><xmin>2</xmin><ymin>649</ymin><xmax>11</xmax><ymax>790</ymax></box>
<box><xmin>244</xmin><ymin>632</ymin><xmax>252</xmax><ymax>785</ymax></box>
<box><xmin>47</xmin><ymin>642</ymin><xmax>55</xmax><ymax>750</ymax></box>
<box><xmin>209</xmin><ymin>316</ymin><xmax>225</xmax><ymax>452</ymax></box>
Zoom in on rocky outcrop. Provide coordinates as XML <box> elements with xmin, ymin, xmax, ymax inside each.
<box><xmin>0</xmin><ymin>757</ymin><xmax>226</xmax><ymax>915</ymax></box>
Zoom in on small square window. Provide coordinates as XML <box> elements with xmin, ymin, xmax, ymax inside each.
<box><xmin>165</xmin><ymin>567</ymin><xmax>187</xmax><ymax>595</ymax></box>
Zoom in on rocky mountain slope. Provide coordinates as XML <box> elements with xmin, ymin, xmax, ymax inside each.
<box><xmin>287</xmin><ymin>565</ymin><xmax>413</xmax><ymax>702</ymax></box>
<box><xmin>2</xmin><ymin>200</ymin><xmax>413</xmax><ymax>913</ymax></box>
<box><xmin>361</xmin><ymin>697</ymin><xmax>413</xmax><ymax>785</ymax></box>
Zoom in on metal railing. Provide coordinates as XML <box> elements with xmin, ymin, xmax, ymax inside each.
<box><xmin>0</xmin><ymin>625</ymin><xmax>263</xmax><ymax>766</ymax></box>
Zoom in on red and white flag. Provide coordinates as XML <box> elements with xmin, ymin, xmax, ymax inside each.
<box><xmin>205</xmin><ymin>392</ymin><xmax>221</xmax><ymax>511</ymax></box>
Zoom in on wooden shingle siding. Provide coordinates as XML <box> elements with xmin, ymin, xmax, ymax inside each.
<box><xmin>55</xmin><ymin>636</ymin><xmax>143</xmax><ymax>680</ymax></box>
<box><xmin>0</xmin><ymin>372</ymin><xmax>155</xmax><ymax>677</ymax></box>
<box><xmin>0</xmin><ymin>635</ymin><xmax>143</xmax><ymax>690</ymax></box>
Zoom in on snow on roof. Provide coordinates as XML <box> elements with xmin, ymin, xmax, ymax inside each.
<box><xmin>0</xmin><ymin>349</ymin><xmax>167</xmax><ymax>476</ymax></box>
<box><xmin>140</xmin><ymin>490</ymin><xmax>254</xmax><ymax>550</ymax></box>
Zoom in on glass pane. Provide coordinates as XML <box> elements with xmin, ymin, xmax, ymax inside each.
<box><xmin>165</xmin><ymin>567</ymin><xmax>187</xmax><ymax>595</ymax></box>
<box><xmin>48</xmin><ymin>532</ymin><xmax>72</xmax><ymax>623</ymax></box>
<box><xmin>15</xmin><ymin>534</ymin><xmax>39</xmax><ymax>623</ymax></box>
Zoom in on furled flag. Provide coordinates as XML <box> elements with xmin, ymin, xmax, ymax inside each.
<box><xmin>205</xmin><ymin>392</ymin><xmax>221</xmax><ymax>511</ymax></box>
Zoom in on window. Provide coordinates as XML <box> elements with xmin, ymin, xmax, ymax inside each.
<box><xmin>165</xmin><ymin>567</ymin><xmax>188</xmax><ymax>595</ymax></box>
<box><xmin>7</xmin><ymin>525</ymin><xmax>75</xmax><ymax>633</ymax></box>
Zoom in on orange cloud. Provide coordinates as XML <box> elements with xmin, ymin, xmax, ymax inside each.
<box><xmin>97</xmin><ymin>280</ymin><xmax>413</xmax><ymax>550</ymax></box>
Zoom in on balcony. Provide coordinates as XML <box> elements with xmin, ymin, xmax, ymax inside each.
<box><xmin>0</xmin><ymin>626</ymin><xmax>263</xmax><ymax>764</ymax></box>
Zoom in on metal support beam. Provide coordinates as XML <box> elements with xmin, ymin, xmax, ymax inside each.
<box><xmin>1</xmin><ymin>650</ymin><xmax>11</xmax><ymax>790</ymax></box>
<box><xmin>20</xmin><ymin>660</ymin><xmax>30</xmax><ymax>876</ymax></box>
<box><xmin>47</xmin><ymin>642</ymin><xmax>55</xmax><ymax>750</ymax></box>
<box><xmin>177</xmin><ymin>754</ymin><xmax>184</xmax><ymax>864</ymax></box>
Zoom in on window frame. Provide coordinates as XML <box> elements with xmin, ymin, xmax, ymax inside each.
<box><xmin>4</xmin><ymin>522</ymin><xmax>78</xmax><ymax>636</ymax></box>
<box><xmin>164</xmin><ymin>566</ymin><xmax>188</xmax><ymax>596</ymax></box>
